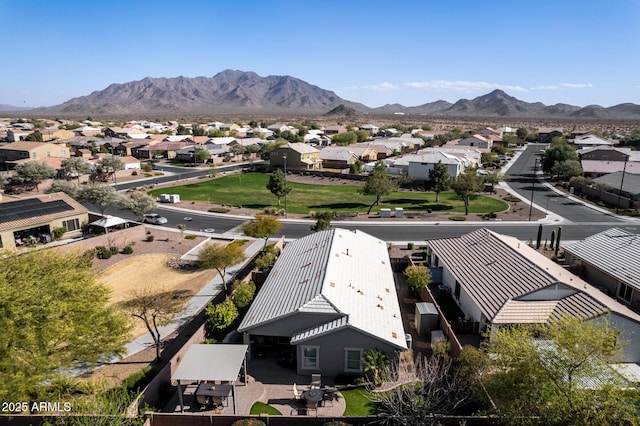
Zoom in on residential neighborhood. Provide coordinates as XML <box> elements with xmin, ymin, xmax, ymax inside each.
<box><xmin>1</xmin><ymin>110</ymin><xmax>640</xmax><ymax>426</ymax></box>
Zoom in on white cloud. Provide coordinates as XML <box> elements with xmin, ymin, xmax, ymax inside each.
<box><xmin>531</xmin><ymin>85</ymin><xmax>559</xmax><ymax>90</ymax></box>
<box><xmin>362</xmin><ymin>82</ymin><xmax>399</xmax><ymax>91</ymax></box>
<box><xmin>560</xmin><ymin>82</ymin><xmax>594</xmax><ymax>88</ymax></box>
<box><xmin>404</xmin><ymin>80</ymin><xmax>527</xmax><ymax>93</ymax></box>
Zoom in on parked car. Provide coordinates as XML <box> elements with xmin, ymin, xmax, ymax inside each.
<box><xmin>143</xmin><ymin>213</ymin><xmax>168</xmax><ymax>224</ymax></box>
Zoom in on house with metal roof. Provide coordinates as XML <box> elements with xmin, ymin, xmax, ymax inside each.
<box><xmin>238</xmin><ymin>228</ymin><xmax>407</xmax><ymax>376</ymax></box>
<box><xmin>564</xmin><ymin>228</ymin><xmax>640</xmax><ymax>310</ymax></box>
<box><xmin>426</xmin><ymin>228</ymin><xmax>640</xmax><ymax>362</ymax></box>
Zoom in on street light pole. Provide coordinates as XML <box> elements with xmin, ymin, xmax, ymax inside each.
<box><xmin>615</xmin><ymin>155</ymin><xmax>629</xmax><ymax>214</ymax></box>
<box><xmin>282</xmin><ymin>153</ymin><xmax>288</xmax><ymax>218</ymax></box>
<box><xmin>528</xmin><ymin>158</ymin><xmax>538</xmax><ymax>221</ymax></box>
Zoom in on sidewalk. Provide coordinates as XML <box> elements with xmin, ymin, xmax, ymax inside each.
<box><xmin>121</xmin><ymin>237</ymin><xmax>264</xmax><ymax>358</ymax></box>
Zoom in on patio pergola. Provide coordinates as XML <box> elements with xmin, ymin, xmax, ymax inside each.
<box><xmin>90</xmin><ymin>215</ymin><xmax>128</xmax><ymax>230</ymax></box>
<box><xmin>171</xmin><ymin>344</ymin><xmax>249</xmax><ymax>413</ymax></box>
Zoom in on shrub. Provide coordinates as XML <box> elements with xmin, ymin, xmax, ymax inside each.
<box><xmin>131</xmin><ymin>170</ymin><xmax>138</xmax><ymax>176</ymax></box>
<box><xmin>141</xmin><ymin>164</ymin><xmax>153</xmax><ymax>172</ymax></box>
<box><xmin>504</xmin><ymin>195</ymin><xmax>521</xmax><ymax>202</ymax></box>
<box><xmin>231</xmin><ymin>280</ymin><xmax>256</xmax><ymax>309</ymax></box>
<box><xmin>208</xmin><ymin>207</ymin><xmax>230</xmax><ymax>213</ymax></box>
<box><xmin>184</xmin><ymin>234</ymin><xmax>197</xmax><ymax>240</ymax></box>
<box><xmin>109</xmin><ymin>246</ymin><xmax>119</xmax><ymax>255</ymax></box>
<box><xmin>122</xmin><ymin>245</ymin><xmax>133</xmax><ymax>254</ymax></box>
<box><xmin>263</xmin><ymin>207</ymin><xmax>278</xmax><ymax>215</ymax></box>
<box><xmin>146</xmin><ymin>235</ymin><xmax>155</xmax><ymax>242</ymax></box>
<box><xmin>231</xmin><ymin>419</ymin><xmax>266</xmax><ymax>426</ymax></box>
<box><xmin>449</xmin><ymin>216</ymin><xmax>467</xmax><ymax>221</ymax></box>
<box><xmin>52</xmin><ymin>226</ymin><xmax>68</xmax><ymax>240</ymax></box>
<box><xmin>407</xmin><ymin>242</ymin><xmax>414</xmax><ymax>250</ymax></box>
<box><xmin>95</xmin><ymin>246</ymin><xmax>112</xmax><ymax>259</ymax></box>
<box><xmin>485</xmin><ymin>211</ymin><xmax>497</xmax><ymax>219</ymax></box>
<box><xmin>206</xmin><ymin>298</ymin><xmax>238</xmax><ymax>331</ymax></box>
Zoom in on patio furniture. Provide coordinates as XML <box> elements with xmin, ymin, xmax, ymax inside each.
<box><xmin>293</xmin><ymin>383</ymin><xmax>301</xmax><ymax>400</ymax></box>
<box><xmin>310</xmin><ymin>373</ymin><xmax>321</xmax><ymax>389</ymax></box>
<box><xmin>303</xmin><ymin>388</ymin><xmax>324</xmax><ymax>406</ymax></box>
<box><xmin>195</xmin><ymin>382</ymin><xmax>232</xmax><ymax>408</ymax></box>
<box><xmin>306</xmin><ymin>400</ymin><xmax>318</xmax><ymax>416</ymax></box>
<box><xmin>322</xmin><ymin>389</ymin><xmax>336</xmax><ymax>407</ymax></box>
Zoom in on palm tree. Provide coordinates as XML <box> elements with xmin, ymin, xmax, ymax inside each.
<box><xmin>363</xmin><ymin>349</ymin><xmax>390</xmax><ymax>386</ymax></box>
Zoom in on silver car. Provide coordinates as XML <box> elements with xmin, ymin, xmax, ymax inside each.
<box><xmin>143</xmin><ymin>213</ymin><xmax>168</xmax><ymax>224</ymax></box>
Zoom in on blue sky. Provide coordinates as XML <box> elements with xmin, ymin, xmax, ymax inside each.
<box><xmin>1</xmin><ymin>0</ymin><xmax>639</xmax><ymax>108</ymax></box>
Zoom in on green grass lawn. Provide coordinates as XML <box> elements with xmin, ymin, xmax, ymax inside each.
<box><xmin>149</xmin><ymin>173</ymin><xmax>508</xmax><ymax>215</ymax></box>
<box><xmin>249</xmin><ymin>401</ymin><xmax>282</xmax><ymax>415</ymax></box>
<box><xmin>338</xmin><ymin>386</ymin><xmax>376</xmax><ymax>416</ymax></box>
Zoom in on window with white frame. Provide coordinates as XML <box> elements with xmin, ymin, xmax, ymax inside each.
<box><xmin>301</xmin><ymin>346</ymin><xmax>319</xmax><ymax>370</ymax></box>
<box><xmin>62</xmin><ymin>218</ymin><xmax>80</xmax><ymax>232</ymax></box>
<box><xmin>344</xmin><ymin>348</ymin><xmax>363</xmax><ymax>372</ymax></box>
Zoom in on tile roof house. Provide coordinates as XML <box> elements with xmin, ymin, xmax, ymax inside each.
<box><xmin>426</xmin><ymin>228</ymin><xmax>640</xmax><ymax>362</ymax></box>
<box><xmin>393</xmin><ymin>152</ymin><xmax>465</xmax><ymax>180</ymax></box>
<box><xmin>578</xmin><ymin>146</ymin><xmax>640</xmax><ymax>177</ymax></box>
<box><xmin>319</xmin><ymin>147</ymin><xmax>359</xmax><ymax>169</ymax></box>
<box><xmin>238</xmin><ymin>228</ymin><xmax>407</xmax><ymax>376</ymax></box>
<box><xmin>537</xmin><ymin>127</ymin><xmax>564</xmax><ymax>143</ymax></box>
<box><xmin>0</xmin><ymin>192</ymin><xmax>88</xmax><ymax>250</ymax></box>
<box><xmin>564</xmin><ymin>228</ymin><xmax>640</xmax><ymax>310</ymax></box>
<box><xmin>570</xmin><ymin>134</ymin><xmax>616</xmax><ymax>148</ymax></box>
<box><xmin>457</xmin><ymin>134</ymin><xmax>493</xmax><ymax>150</ymax></box>
<box><xmin>270</xmin><ymin>143</ymin><xmax>322</xmax><ymax>170</ymax></box>
<box><xmin>0</xmin><ymin>141</ymin><xmax>70</xmax><ymax>166</ymax></box>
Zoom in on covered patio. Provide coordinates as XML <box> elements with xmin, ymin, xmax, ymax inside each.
<box><xmin>171</xmin><ymin>344</ymin><xmax>248</xmax><ymax>414</ymax></box>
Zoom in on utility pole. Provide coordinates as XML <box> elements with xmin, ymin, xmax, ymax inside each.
<box><xmin>282</xmin><ymin>153</ymin><xmax>288</xmax><ymax>218</ymax></box>
<box><xmin>528</xmin><ymin>158</ymin><xmax>538</xmax><ymax>221</ymax></box>
<box><xmin>615</xmin><ymin>155</ymin><xmax>629</xmax><ymax>214</ymax></box>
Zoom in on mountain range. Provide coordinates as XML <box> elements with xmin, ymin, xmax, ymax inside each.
<box><xmin>7</xmin><ymin>70</ymin><xmax>640</xmax><ymax>119</ymax></box>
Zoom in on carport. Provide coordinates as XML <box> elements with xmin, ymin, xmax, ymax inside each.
<box><xmin>171</xmin><ymin>344</ymin><xmax>248</xmax><ymax>413</ymax></box>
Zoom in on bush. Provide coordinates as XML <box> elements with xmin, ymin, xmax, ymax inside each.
<box><xmin>231</xmin><ymin>280</ymin><xmax>256</xmax><ymax>309</ymax></box>
<box><xmin>263</xmin><ymin>207</ymin><xmax>278</xmax><ymax>215</ymax></box>
<box><xmin>407</xmin><ymin>242</ymin><xmax>414</xmax><ymax>250</ymax></box>
<box><xmin>231</xmin><ymin>419</ymin><xmax>266</xmax><ymax>426</ymax></box>
<box><xmin>109</xmin><ymin>246</ymin><xmax>119</xmax><ymax>255</ymax></box>
<box><xmin>146</xmin><ymin>235</ymin><xmax>155</xmax><ymax>242</ymax></box>
<box><xmin>449</xmin><ymin>216</ymin><xmax>467</xmax><ymax>221</ymax></box>
<box><xmin>122</xmin><ymin>245</ymin><xmax>133</xmax><ymax>254</ymax></box>
<box><xmin>131</xmin><ymin>170</ymin><xmax>138</xmax><ymax>176</ymax></box>
<box><xmin>208</xmin><ymin>207</ymin><xmax>230</xmax><ymax>213</ymax></box>
<box><xmin>141</xmin><ymin>164</ymin><xmax>153</xmax><ymax>172</ymax></box>
<box><xmin>95</xmin><ymin>246</ymin><xmax>112</xmax><ymax>259</ymax></box>
<box><xmin>52</xmin><ymin>226</ymin><xmax>68</xmax><ymax>240</ymax></box>
<box><xmin>184</xmin><ymin>234</ymin><xmax>197</xmax><ymax>240</ymax></box>
<box><xmin>485</xmin><ymin>211</ymin><xmax>497</xmax><ymax>219</ymax></box>
<box><xmin>206</xmin><ymin>298</ymin><xmax>239</xmax><ymax>331</ymax></box>
<box><xmin>504</xmin><ymin>195</ymin><xmax>521</xmax><ymax>202</ymax></box>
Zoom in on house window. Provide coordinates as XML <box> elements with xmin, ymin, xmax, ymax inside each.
<box><xmin>301</xmin><ymin>346</ymin><xmax>319</xmax><ymax>370</ymax></box>
<box><xmin>619</xmin><ymin>283</ymin><xmax>633</xmax><ymax>303</ymax></box>
<box><xmin>46</xmin><ymin>151</ymin><xmax>51</xmax><ymax>157</ymax></box>
<box><xmin>60</xmin><ymin>150</ymin><xmax>66</xmax><ymax>156</ymax></box>
<box><xmin>31</xmin><ymin>152</ymin><xmax>37</xmax><ymax>158</ymax></box>
<box><xmin>344</xmin><ymin>348</ymin><xmax>363</xmax><ymax>372</ymax></box>
<box><xmin>62</xmin><ymin>218</ymin><xmax>80</xmax><ymax>232</ymax></box>
<box><xmin>454</xmin><ymin>280</ymin><xmax>461</xmax><ymax>300</ymax></box>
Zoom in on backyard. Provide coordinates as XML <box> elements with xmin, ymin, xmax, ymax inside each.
<box><xmin>149</xmin><ymin>173</ymin><xmax>509</xmax><ymax>215</ymax></box>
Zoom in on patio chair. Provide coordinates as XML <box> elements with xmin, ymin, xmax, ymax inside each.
<box><xmin>293</xmin><ymin>383</ymin><xmax>301</xmax><ymax>400</ymax></box>
<box><xmin>306</xmin><ymin>400</ymin><xmax>317</xmax><ymax>416</ymax></box>
<box><xmin>310</xmin><ymin>374</ymin><xmax>321</xmax><ymax>389</ymax></box>
<box><xmin>322</xmin><ymin>389</ymin><xmax>335</xmax><ymax>407</ymax></box>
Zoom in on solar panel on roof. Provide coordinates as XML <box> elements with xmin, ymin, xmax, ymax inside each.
<box><xmin>0</xmin><ymin>198</ymin><xmax>75</xmax><ymax>224</ymax></box>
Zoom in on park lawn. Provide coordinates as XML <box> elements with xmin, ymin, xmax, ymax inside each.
<box><xmin>149</xmin><ymin>173</ymin><xmax>508</xmax><ymax>215</ymax></box>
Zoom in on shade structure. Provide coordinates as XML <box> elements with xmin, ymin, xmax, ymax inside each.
<box><xmin>171</xmin><ymin>344</ymin><xmax>249</xmax><ymax>413</ymax></box>
<box><xmin>90</xmin><ymin>215</ymin><xmax>128</xmax><ymax>228</ymax></box>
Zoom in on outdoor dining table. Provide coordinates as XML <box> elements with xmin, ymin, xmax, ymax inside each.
<box><xmin>302</xmin><ymin>388</ymin><xmax>324</xmax><ymax>403</ymax></box>
<box><xmin>195</xmin><ymin>383</ymin><xmax>232</xmax><ymax>406</ymax></box>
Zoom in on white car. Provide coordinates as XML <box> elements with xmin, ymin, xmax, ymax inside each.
<box><xmin>143</xmin><ymin>213</ymin><xmax>168</xmax><ymax>225</ymax></box>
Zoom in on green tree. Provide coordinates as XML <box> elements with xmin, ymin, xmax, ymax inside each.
<box><xmin>541</xmin><ymin>139</ymin><xmax>578</xmax><ymax>174</ymax></box>
<box><xmin>231</xmin><ymin>279</ymin><xmax>256</xmax><ymax>309</ymax></box>
<box><xmin>266</xmin><ymin>168</ymin><xmax>291</xmax><ymax>206</ymax></box>
<box><xmin>198</xmin><ymin>241</ymin><xmax>246</xmax><ymax>293</ymax></box>
<box><xmin>551</xmin><ymin>159</ymin><xmax>583</xmax><ymax>180</ymax></box>
<box><xmin>79</xmin><ymin>183</ymin><xmax>124</xmax><ymax>217</ymax></box>
<box><xmin>426</xmin><ymin>160</ymin><xmax>451</xmax><ymax>202</ymax></box>
<box><xmin>176</xmin><ymin>124</ymin><xmax>190</xmax><ymax>135</ymax></box>
<box><xmin>331</xmin><ymin>131</ymin><xmax>358</xmax><ymax>146</ymax></box>
<box><xmin>24</xmin><ymin>130</ymin><xmax>43</xmax><ymax>141</ymax></box>
<box><xmin>361</xmin><ymin>161</ymin><xmax>398</xmax><ymax>214</ymax></box>
<box><xmin>479</xmin><ymin>316</ymin><xmax>634</xmax><ymax>426</ymax></box>
<box><xmin>60</xmin><ymin>156</ymin><xmax>92</xmax><ymax>181</ymax></box>
<box><xmin>254</xmin><ymin>245</ymin><xmax>280</xmax><ymax>271</ymax></box>
<box><xmin>45</xmin><ymin>180</ymin><xmax>81</xmax><ymax>198</ymax></box>
<box><xmin>230</xmin><ymin>144</ymin><xmax>246</xmax><ymax>161</ymax></box>
<box><xmin>403</xmin><ymin>264</ymin><xmax>431</xmax><ymax>294</ymax></box>
<box><xmin>516</xmin><ymin>127</ymin><xmax>529</xmax><ymax>140</ymax></box>
<box><xmin>192</xmin><ymin>124</ymin><xmax>205</xmax><ymax>136</ymax></box>
<box><xmin>450</xmin><ymin>168</ymin><xmax>483</xmax><ymax>215</ymax></box>
<box><xmin>0</xmin><ymin>250</ymin><xmax>130</xmax><ymax>400</ymax></box>
<box><xmin>483</xmin><ymin>171</ymin><xmax>510</xmax><ymax>192</ymax></box>
<box><xmin>206</xmin><ymin>297</ymin><xmax>238</xmax><ymax>331</ymax></box>
<box><xmin>14</xmin><ymin>161</ymin><xmax>56</xmax><ymax>191</ymax></box>
<box><xmin>125</xmin><ymin>192</ymin><xmax>157</xmax><ymax>219</ymax></box>
<box><xmin>119</xmin><ymin>288</ymin><xmax>187</xmax><ymax>363</ymax></box>
<box><xmin>311</xmin><ymin>211</ymin><xmax>333</xmax><ymax>232</ymax></box>
<box><xmin>93</xmin><ymin>155</ymin><xmax>125</xmax><ymax>182</ymax></box>
<box><xmin>356</xmin><ymin>129</ymin><xmax>370</xmax><ymax>142</ymax></box>
<box><xmin>363</xmin><ymin>349</ymin><xmax>390</xmax><ymax>386</ymax></box>
<box><xmin>241</xmin><ymin>214</ymin><xmax>283</xmax><ymax>250</ymax></box>
<box><xmin>176</xmin><ymin>223</ymin><xmax>186</xmax><ymax>242</ymax></box>
<box><xmin>0</xmin><ymin>174</ymin><xmax>8</xmax><ymax>189</ymax></box>
<box><xmin>195</xmin><ymin>148</ymin><xmax>211</xmax><ymax>164</ymax></box>
<box><xmin>349</xmin><ymin>159</ymin><xmax>364</xmax><ymax>174</ymax></box>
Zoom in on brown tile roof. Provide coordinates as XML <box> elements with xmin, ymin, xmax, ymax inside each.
<box><xmin>0</xmin><ymin>192</ymin><xmax>87</xmax><ymax>232</ymax></box>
